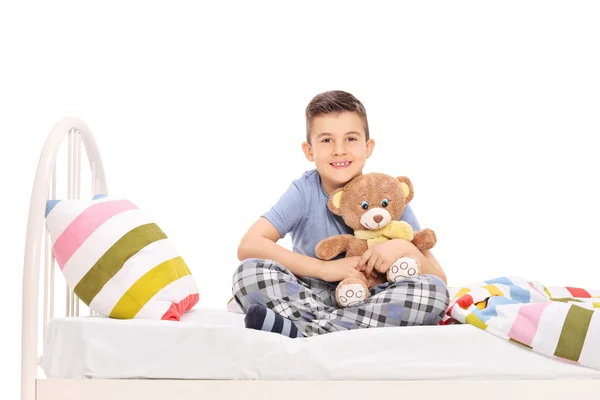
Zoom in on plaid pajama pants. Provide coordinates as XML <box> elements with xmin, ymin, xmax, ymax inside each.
<box><xmin>232</xmin><ymin>258</ymin><xmax>450</xmax><ymax>337</ymax></box>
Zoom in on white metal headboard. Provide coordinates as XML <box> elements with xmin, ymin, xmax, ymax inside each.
<box><xmin>21</xmin><ymin>118</ymin><xmax>108</xmax><ymax>400</ymax></box>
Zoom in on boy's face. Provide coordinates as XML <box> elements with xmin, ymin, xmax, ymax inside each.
<box><xmin>302</xmin><ymin>111</ymin><xmax>375</xmax><ymax>194</ymax></box>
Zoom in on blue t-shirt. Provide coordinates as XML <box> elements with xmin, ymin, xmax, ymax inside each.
<box><xmin>262</xmin><ymin>169</ymin><xmax>421</xmax><ymax>259</ymax></box>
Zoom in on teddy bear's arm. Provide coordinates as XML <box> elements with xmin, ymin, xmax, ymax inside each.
<box><xmin>315</xmin><ymin>234</ymin><xmax>355</xmax><ymax>260</ymax></box>
<box><xmin>412</xmin><ymin>228</ymin><xmax>437</xmax><ymax>252</ymax></box>
<box><xmin>344</xmin><ymin>237</ymin><xmax>368</xmax><ymax>258</ymax></box>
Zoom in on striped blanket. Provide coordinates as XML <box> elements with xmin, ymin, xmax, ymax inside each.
<box><xmin>441</xmin><ymin>276</ymin><xmax>600</xmax><ymax>370</ymax></box>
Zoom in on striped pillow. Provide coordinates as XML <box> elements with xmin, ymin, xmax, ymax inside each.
<box><xmin>44</xmin><ymin>194</ymin><xmax>199</xmax><ymax>320</ymax></box>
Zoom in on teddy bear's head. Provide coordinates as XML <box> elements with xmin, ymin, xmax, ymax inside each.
<box><xmin>327</xmin><ymin>173</ymin><xmax>414</xmax><ymax>231</ymax></box>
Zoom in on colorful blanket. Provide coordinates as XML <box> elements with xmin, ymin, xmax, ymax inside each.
<box><xmin>441</xmin><ymin>276</ymin><xmax>600</xmax><ymax>370</ymax></box>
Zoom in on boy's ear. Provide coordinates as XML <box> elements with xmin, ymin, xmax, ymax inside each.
<box><xmin>328</xmin><ymin>188</ymin><xmax>344</xmax><ymax>215</ymax></box>
<box><xmin>366</xmin><ymin>138</ymin><xmax>375</xmax><ymax>159</ymax></box>
<box><xmin>302</xmin><ymin>141</ymin><xmax>314</xmax><ymax>162</ymax></box>
<box><xmin>396</xmin><ymin>176</ymin><xmax>414</xmax><ymax>203</ymax></box>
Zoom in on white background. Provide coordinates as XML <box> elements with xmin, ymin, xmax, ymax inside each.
<box><xmin>1</xmin><ymin>0</ymin><xmax>599</xmax><ymax>397</ymax></box>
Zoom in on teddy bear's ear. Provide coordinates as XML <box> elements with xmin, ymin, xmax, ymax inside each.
<box><xmin>397</xmin><ymin>176</ymin><xmax>414</xmax><ymax>203</ymax></box>
<box><xmin>328</xmin><ymin>188</ymin><xmax>344</xmax><ymax>215</ymax></box>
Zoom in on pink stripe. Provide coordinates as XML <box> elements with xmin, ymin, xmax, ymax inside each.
<box><xmin>53</xmin><ymin>200</ymin><xmax>138</xmax><ymax>268</ymax></box>
<box><xmin>528</xmin><ymin>282</ymin><xmax>548</xmax><ymax>298</ymax></box>
<box><xmin>508</xmin><ymin>302</ymin><xmax>552</xmax><ymax>346</ymax></box>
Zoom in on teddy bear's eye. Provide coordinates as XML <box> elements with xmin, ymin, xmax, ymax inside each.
<box><xmin>381</xmin><ymin>199</ymin><xmax>389</xmax><ymax>207</ymax></box>
<box><xmin>361</xmin><ymin>201</ymin><xmax>369</xmax><ymax>210</ymax></box>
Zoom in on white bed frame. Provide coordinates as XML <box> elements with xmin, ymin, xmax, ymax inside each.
<box><xmin>21</xmin><ymin>118</ymin><xmax>600</xmax><ymax>400</ymax></box>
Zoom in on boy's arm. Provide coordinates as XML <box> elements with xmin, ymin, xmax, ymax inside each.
<box><xmin>237</xmin><ymin>217</ymin><xmax>325</xmax><ymax>278</ymax></box>
<box><xmin>238</xmin><ymin>217</ymin><xmax>368</xmax><ymax>283</ymax></box>
<box><xmin>394</xmin><ymin>205</ymin><xmax>447</xmax><ymax>284</ymax></box>
<box><xmin>421</xmin><ymin>249</ymin><xmax>447</xmax><ymax>285</ymax></box>
<box><xmin>359</xmin><ymin>239</ymin><xmax>447</xmax><ymax>285</ymax></box>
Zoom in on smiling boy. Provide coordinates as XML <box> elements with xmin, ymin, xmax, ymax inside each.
<box><xmin>232</xmin><ymin>90</ymin><xmax>449</xmax><ymax>338</ymax></box>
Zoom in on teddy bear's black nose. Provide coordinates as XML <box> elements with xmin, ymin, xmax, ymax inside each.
<box><xmin>373</xmin><ymin>215</ymin><xmax>383</xmax><ymax>223</ymax></box>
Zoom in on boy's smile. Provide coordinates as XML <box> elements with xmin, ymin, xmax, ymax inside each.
<box><xmin>302</xmin><ymin>111</ymin><xmax>375</xmax><ymax>195</ymax></box>
<box><xmin>330</xmin><ymin>161</ymin><xmax>352</xmax><ymax>169</ymax></box>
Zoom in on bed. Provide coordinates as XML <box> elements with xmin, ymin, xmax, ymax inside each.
<box><xmin>21</xmin><ymin>118</ymin><xmax>600</xmax><ymax>400</ymax></box>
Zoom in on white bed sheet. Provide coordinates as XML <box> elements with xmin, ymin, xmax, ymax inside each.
<box><xmin>42</xmin><ymin>307</ymin><xmax>600</xmax><ymax>381</ymax></box>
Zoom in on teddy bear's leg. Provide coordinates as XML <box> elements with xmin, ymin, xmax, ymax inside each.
<box><xmin>386</xmin><ymin>257</ymin><xmax>420</xmax><ymax>283</ymax></box>
<box><xmin>336</xmin><ymin>278</ymin><xmax>369</xmax><ymax>308</ymax></box>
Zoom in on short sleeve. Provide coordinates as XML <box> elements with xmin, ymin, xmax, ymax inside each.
<box><xmin>262</xmin><ymin>182</ymin><xmax>306</xmax><ymax>239</ymax></box>
<box><xmin>400</xmin><ymin>204</ymin><xmax>422</xmax><ymax>231</ymax></box>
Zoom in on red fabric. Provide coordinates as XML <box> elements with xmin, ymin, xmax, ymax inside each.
<box><xmin>161</xmin><ymin>293</ymin><xmax>200</xmax><ymax>321</ymax></box>
<box><xmin>565</xmin><ymin>287</ymin><xmax>591</xmax><ymax>298</ymax></box>
<box><xmin>457</xmin><ymin>293</ymin><xmax>474</xmax><ymax>308</ymax></box>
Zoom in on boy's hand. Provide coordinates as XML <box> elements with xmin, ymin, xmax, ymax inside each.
<box><xmin>318</xmin><ymin>257</ymin><xmax>368</xmax><ymax>284</ymax></box>
<box><xmin>359</xmin><ymin>240</ymin><xmax>403</xmax><ymax>279</ymax></box>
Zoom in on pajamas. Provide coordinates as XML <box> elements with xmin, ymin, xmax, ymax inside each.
<box><xmin>232</xmin><ymin>258</ymin><xmax>450</xmax><ymax>337</ymax></box>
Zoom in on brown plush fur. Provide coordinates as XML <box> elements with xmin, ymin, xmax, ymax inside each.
<box><xmin>316</xmin><ymin>173</ymin><xmax>437</xmax><ymax>292</ymax></box>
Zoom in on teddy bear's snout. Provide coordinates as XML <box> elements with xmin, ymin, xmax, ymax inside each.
<box><xmin>373</xmin><ymin>215</ymin><xmax>383</xmax><ymax>223</ymax></box>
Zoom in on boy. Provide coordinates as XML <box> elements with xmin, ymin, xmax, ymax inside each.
<box><xmin>232</xmin><ymin>90</ymin><xmax>449</xmax><ymax>338</ymax></box>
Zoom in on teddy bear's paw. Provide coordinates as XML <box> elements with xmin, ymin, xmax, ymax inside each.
<box><xmin>337</xmin><ymin>282</ymin><xmax>369</xmax><ymax>308</ymax></box>
<box><xmin>421</xmin><ymin>228</ymin><xmax>437</xmax><ymax>244</ymax></box>
<box><xmin>387</xmin><ymin>257</ymin><xmax>420</xmax><ymax>282</ymax></box>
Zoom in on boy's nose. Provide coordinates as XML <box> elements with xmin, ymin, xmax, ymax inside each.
<box><xmin>333</xmin><ymin>143</ymin><xmax>347</xmax><ymax>155</ymax></box>
<box><xmin>373</xmin><ymin>215</ymin><xmax>383</xmax><ymax>223</ymax></box>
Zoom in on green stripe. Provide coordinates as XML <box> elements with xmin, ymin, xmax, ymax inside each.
<box><xmin>75</xmin><ymin>223</ymin><xmax>167</xmax><ymax>304</ymax></box>
<box><xmin>554</xmin><ymin>305</ymin><xmax>594</xmax><ymax>362</ymax></box>
<box><xmin>509</xmin><ymin>338</ymin><xmax>532</xmax><ymax>349</ymax></box>
<box><xmin>542</xmin><ymin>285</ymin><xmax>552</xmax><ymax>298</ymax></box>
<box><xmin>109</xmin><ymin>256</ymin><xmax>191</xmax><ymax>319</ymax></box>
<box><xmin>551</xmin><ymin>297</ymin><xmax>583</xmax><ymax>303</ymax></box>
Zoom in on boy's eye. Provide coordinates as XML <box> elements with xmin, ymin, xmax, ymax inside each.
<box><xmin>381</xmin><ymin>199</ymin><xmax>389</xmax><ymax>207</ymax></box>
<box><xmin>347</xmin><ymin>137</ymin><xmax>357</xmax><ymax>141</ymax></box>
<box><xmin>322</xmin><ymin>138</ymin><xmax>332</xmax><ymax>143</ymax></box>
<box><xmin>361</xmin><ymin>201</ymin><xmax>369</xmax><ymax>210</ymax></box>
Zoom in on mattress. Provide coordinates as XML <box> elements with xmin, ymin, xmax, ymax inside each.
<box><xmin>41</xmin><ymin>307</ymin><xmax>600</xmax><ymax>380</ymax></box>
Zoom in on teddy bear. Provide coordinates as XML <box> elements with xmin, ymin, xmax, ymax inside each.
<box><xmin>315</xmin><ymin>172</ymin><xmax>437</xmax><ymax>308</ymax></box>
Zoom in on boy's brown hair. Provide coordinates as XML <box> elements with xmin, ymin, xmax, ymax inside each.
<box><xmin>305</xmin><ymin>90</ymin><xmax>369</xmax><ymax>143</ymax></box>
